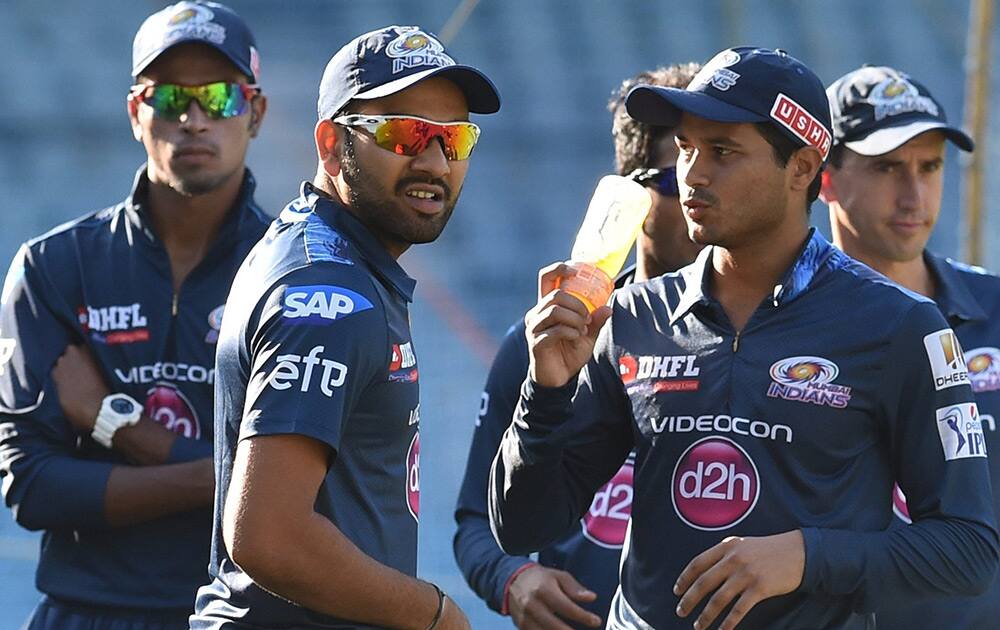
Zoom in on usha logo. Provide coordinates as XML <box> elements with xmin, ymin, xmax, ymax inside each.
<box><xmin>766</xmin><ymin>356</ymin><xmax>851</xmax><ymax>408</ymax></box>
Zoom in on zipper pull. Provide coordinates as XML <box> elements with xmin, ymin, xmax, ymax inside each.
<box><xmin>171</xmin><ymin>293</ymin><xmax>179</xmax><ymax>316</ymax></box>
<box><xmin>732</xmin><ymin>331</ymin><xmax>740</xmax><ymax>353</ymax></box>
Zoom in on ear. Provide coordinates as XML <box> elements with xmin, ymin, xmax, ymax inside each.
<box><xmin>126</xmin><ymin>94</ymin><xmax>143</xmax><ymax>142</ymax></box>
<box><xmin>819</xmin><ymin>169</ymin><xmax>837</xmax><ymax>204</ymax></box>
<box><xmin>315</xmin><ymin>119</ymin><xmax>342</xmax><ymax>178</ymax></box>
<box><xmin>788</xmin><ymin>146</ymin><xmax>823</xmax><ymax>194</ymax></box>
<box><xmin>247</xmin><ymin>93</ymin><xmax>268</xmax><ymax>138</ymax></box>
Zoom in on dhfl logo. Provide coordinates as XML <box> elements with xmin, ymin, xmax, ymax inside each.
<box><xmin>770</xmin><ymin>93</ymin><xmax>831</xmax><ymax>159</ymax></box>
<box><xmin>672</xmin><ymin>436</ymin><xmax>759</xmax><ymax>531</ymax></box>
<box><xmin>389</xmin><ymin>341</ymin><xmax>418</xmax><ymax>383</ymax></box>
<box><xmin>618</xmin><ymin>354</ymin><xmax>699</xmax><ymax>392</ymax></box>
<box><xmin>581</xmin><ymin>457</ymin><xmax>634</xmax><ymax>549</ymax></box>
<box><xmin>144</xmin><ymin>382</ymin><xmax>200</xmax><ymax>439</ymax></box>
<box><xmin>406</xmin><ymin>432</ymin><xmax>420</xmax><ymax>522</ymax></box>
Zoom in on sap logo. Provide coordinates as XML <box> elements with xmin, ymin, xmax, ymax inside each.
<box><xmin>0</xmin><ymin>338</ymin><xmax>14</xmax><ymax>376</ymax></box>
<box><xmin>282</xmin><ymin>285</ymin><xmax>373</xmax><ymax>324</ymax></box>
<box><xmin>770</xmin><ymin>93</ymin><xmax>831</xmax><ymax>160</ymax></box>
<box><xmin>924</xmin><ymin>329</ymin><xmax>970</xmax><ymax>390</ymax></box>
<box><xmin>115</xmin><ymin>362</ymin><xmax>214</xmax><ymax>385</ymax></box>
<box><xmin>390</xmin><ymin>342</ymin><xmax>417</xmax><ymax>371</ymax></box>
<box><xmin>267</xmin><ymin>345</ymin><xmax>348</xmax><ymax>397</ymax></box>
<box><xmin>936</xmin><ymin>402</ymin><xmax>987</xmax><ymax>461</ymax></box>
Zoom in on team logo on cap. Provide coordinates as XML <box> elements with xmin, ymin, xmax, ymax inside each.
<box><xmin>162</xmin><ymin>3</ymin><xmax>225</xmax><ymax>45</ymax></box>
<box><xmin>770</xmin><ymin>94</ymin><xmax>832</xmax><ymax>159</ymax></box>
<box><xmin>767</xmin><ymin>356</ymin><xmax>851</xmax><ymax>408</ymax></box>
<box><xmin>865</xmin><ymin>77</ymin><xmax>938</xmax><ymax>121</ymax></box>
<box><xmin>965</xmin><ymin>347</ymin><xmax>1000</xmax><ymax>393</ymax></box>
<box><xmin>689</xmin><ymin>50</ymin><xmax>741</xmax><ymax>92</ymax></box>
<box><xmin>385</xmin><ymin>27</ymin><xmax>455</xmax><ymax>74</ymax></box>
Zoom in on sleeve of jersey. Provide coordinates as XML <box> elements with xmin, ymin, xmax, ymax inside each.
<box><xmin>239</xmin><ymin>267</ymin><xmax>385</xmax><ymax>452</ymax></box>
<box><xmin>800</xmin><ymin>301</ymin><xmax>999</xmax><ymax>611</ymax></box>
<box><xmin>489</xmin><ymin>319</ymin><xmax>633</xmax><ymax>556</ymax></box>
<box><xmin>454</xmin><ymin>321</ymin><xmax>535</xmax><ymax>612</ymax></box>
<box><xmin>0</xmin><ymin>244</ymin><xmax>114</xmax><ymax>531</ymax></box>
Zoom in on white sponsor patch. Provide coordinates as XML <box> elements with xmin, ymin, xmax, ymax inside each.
<box><xmin>923</xmin><ymin>329</ymin><xmax>970</xmax><ymax>390</ymax></box>
<box><xmin>936</xmin><ymin>402</ymin><xmax>987</xmax><ymax>460</ymax></box>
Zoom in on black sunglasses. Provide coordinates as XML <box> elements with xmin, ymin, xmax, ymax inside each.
<box><xmin>629</xmin><ymin>167</ymin><xmax>679</xmax><ymax>197</ymax></box>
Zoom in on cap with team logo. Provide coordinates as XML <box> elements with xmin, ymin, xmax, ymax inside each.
<box><xmin>625</xmin><ymin>47</ymin><xmax>832</xmax><ymax>160</ymax></box>
<box><xmin>132</xmin><ymin>1</ymin><xmax>260</xmax><ymax>82</ymax></box>
<box><xmin>317</xmin><ymin>25</ymin><xmax>501</xmax><ymax>119</ymax></box>
<box><xmin>827</xmin><ymin>65</ymin><xmax>973</xmax><ymax>155</ymax></box>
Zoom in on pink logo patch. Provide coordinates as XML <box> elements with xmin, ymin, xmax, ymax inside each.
<box><xmin>406</xmin><ymin>432</ymin><xmax>420</xmax><ymax>521</ymax></box>
<box><xmin>581</xmin><ymin>459</ymin><xmax>634</xmax><ymax>548</ymax></box>
<box><xmin>892</xmin><ymin>483</ymin><xmax>912</xmax><ymax>524</ymax></box>
<box><xmin>144</xmin><ymin>382</ymin><xmax>200</xmax><ymax>439</ymax></box>
<box><xmin>672</xmin><ymin>436</ymin><xmax>759</xmax><ymax>530</ymax></box>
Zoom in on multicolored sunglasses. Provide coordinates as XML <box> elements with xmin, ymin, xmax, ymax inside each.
<box><xmin>129</xmin><ymin>82</ymin><xmax>259</xmax><ymax>120</ymax></box>
<box><xmin>630</xmin><ymin>166</ymin><xmax>680</xmax><ymax>197</ymax></box>
<box><xmin>333</xmin><ymin>114</ymin><xmax>481</xmax><ymax>161</ymax></box>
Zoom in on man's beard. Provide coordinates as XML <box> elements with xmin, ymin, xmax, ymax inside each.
<box><xmin>339</xmin><ymin>134</ymin><xmax>459</xmax><ymax>246</ymax></box>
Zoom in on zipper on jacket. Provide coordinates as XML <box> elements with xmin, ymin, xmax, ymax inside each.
<box><xmin>171</xmin><ymin>293</ymin><xmax>179</xmax><ymax>316</ymax></box>
<box><xmin>732</xmin><ymin>330</ymin><xmax>741</xmax><ymax>353</ymax></box>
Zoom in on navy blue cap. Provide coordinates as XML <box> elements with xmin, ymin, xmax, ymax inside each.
<box><xmin>317</xmin><ymin>25</ymin><xmax>500</xmax><ymax>119</ymax></box>
<box><xmin>132</xmin><ymin>1</ymin><xmax>260</xmax><ymax>82</ymax></box>
<box><xmin>828</xmin><ymin>66</ymin><xmax>973</xmax><ymax>155</ymax></box>
<box><xmin>626</xmin><ymin>47</ymin><xmax>832</xmax><ymax>160</ymax></box>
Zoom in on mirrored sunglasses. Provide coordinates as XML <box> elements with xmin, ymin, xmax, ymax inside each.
<box><xmin>129</xmin><ymin>82</ymin><xmax>259</xmax><ymax>120</ymax></box>
<box><xmin>333</xmin><ymin>114</ymin><xmax>481</xmax><ymax>161</ymax></box>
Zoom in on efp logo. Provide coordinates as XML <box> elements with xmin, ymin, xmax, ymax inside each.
<box><xmin>672</xmin><ymin>436</ymin><xmax>759</xmax><ymax>531</ymax></box>
<box><xmin>924</xmin><ymin>329</ymin><xmax>970</xmax><ymax>390</ymax></box>
<box><xmin>406</xmin><ymin>431</ymin><xmax>420</xmax><ymax>522</ymax></box>
<box><xmin>936</xmin><ymin>402</ymin><xmax>987</xmax><ymax>461</ymax></box>
<box><xmin>144</xmin><ymin>382</ymin><xmax>200</xmax><ymax>439</ymax></box>
<box><xmin>385</xmin><ymin>28</ymin><xmax>455</xmax><ymax>74</ymax></box>
<box><xmin>282</xmin><ymin>285</ymin><xmax>373</xmax><ymax>325</ymax></box>
<box><xmin>581</xmin><ymin>456</ymin><xmax>634</xmax><ymax>549</ymax></box>
<box><xmin>965</xmin><ymin>347</ymin><xmax>1000</xmax><ymax>393</ymax></box>
<box><xmin>767</xmin><ymin>356</ymin><xmax>852</xmax><ymax>408</ymax></box>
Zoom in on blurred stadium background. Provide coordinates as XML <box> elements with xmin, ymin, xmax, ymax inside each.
<box><xmin>0</xmin><ymin>0</ymin><xmax>997</xmax><ymax>627</ymax></box>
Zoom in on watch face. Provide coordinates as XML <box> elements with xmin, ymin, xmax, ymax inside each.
<box><xmin>110</xmin><ymin>398</ymin><xmax>136</xmax><ymax>414</ymax></box>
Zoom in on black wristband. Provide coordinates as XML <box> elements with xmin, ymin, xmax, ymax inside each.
<box><xmin>425</xmin><ymin>583</ymin><xmax>446</xmax><ymax>630</ymax></box>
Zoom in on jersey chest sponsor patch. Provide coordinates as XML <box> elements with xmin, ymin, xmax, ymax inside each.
<box><xmin>580</xmin><ymin>457</ymin><xmax>634</xmax><ymax>548</ymax></box>
<box><xmin>671</xmin><ymin>436</ymin><xmax>760</xmax><ymax>530</ymax></box>
<box><xmin>618</xmin><ymin>353</ymin><xmax>700</xmax><ymax>393</ymax></box>
<box><xmin>78</xmin><ymin>302</ymin><xmax>150</xmax><ymax>344</ymax></box>
<box><xmin>389</xmin><ymin>341</ymin><xmax>418</xmax><ymax>383</ymax></box>
<box><xmin>144</xmin><ymin>382</ymin><xmax>201</xmax><ymax>439</ymax></box>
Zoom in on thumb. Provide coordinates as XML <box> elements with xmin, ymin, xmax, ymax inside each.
<box><xmin>553</xmin><ymin>570</ymin><xmax>597</xmax><ymax>602</ymax></box>
<box><xmin>585</xmin><ymin>305</ymin><xmax>612</xmax><ymax>342</ymax></box>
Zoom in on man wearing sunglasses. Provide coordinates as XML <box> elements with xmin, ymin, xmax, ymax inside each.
<box><xmin>453</xmin><ymin>62</ymin><xmax>702</xmax><ymax>630</ymax></box>
<box><xmin>190</xmin><ymin>25</ymin><xmax>499</xmax><ymax>630</ymax></box>
<box><xmin>0</xmin><ymin>2</ymin><xmax>268</xmax><ymax>629</ymax></box>
<box><xmin>820</xmin><ymin>66</ymin><xmax>1000</xmax><ymax>630</ymax></box>
<box><xmin>489</xmin><ymin>47</ymin><xmax>997</xmax><ymax>630</ymax></box>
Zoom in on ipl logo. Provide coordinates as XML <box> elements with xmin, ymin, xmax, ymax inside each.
<box><xmin>936</xmin><ymin>402</ymin><xmax>986</xmax><ymax>461</ymax></box>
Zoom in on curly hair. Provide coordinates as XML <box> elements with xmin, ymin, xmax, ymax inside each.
<box><xmin>607</xmin><ymin>62</ymin><xmax>702</xmax><ymax>175</ymax></box>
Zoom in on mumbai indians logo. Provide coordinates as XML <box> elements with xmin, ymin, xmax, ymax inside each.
<box><xmin>385</xmin><ymin>28</ymin><xmax>455</xmax><ymax>74</ymax></box>
<box><xmin>161</xmin><ymin>3</ymin><xmax>225</xmax><ymax>45</ymax></box>
<box><xmin>865</xmin><ymin>77</ymin><xmax>939</xmax><ymax>121</ymax></box>
<box><xmin>767</xmin><ymin>356</ymin><xmax>852</xmax><ymax>408</ymax></box>
<box><xmin>965</xmin><ymin>347</ymin><xmax>1000</xmax><ymax>393</ymax></box>
<box><xmin>689</xmin><ymin>49</ymin><xmax>741</xmax><ymax>92</ymax></box>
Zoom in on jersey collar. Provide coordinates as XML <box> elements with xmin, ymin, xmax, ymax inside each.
<box><xmin>669</xmin><ymin>228</ymin><xmax>834</xmax><ymax>325</ymax></box>
<box><xmin>925</xmin><ymin>251</ymin><xmax>988</xmax><ymax>324</ymax></box>
<box><xmin>302</xmin><ymin>182</ymin><xmax>417</xmax><ymax>302</ymax></box>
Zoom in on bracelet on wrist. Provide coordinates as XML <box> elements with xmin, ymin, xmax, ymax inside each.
<box><xmin>424</xmin><ymin>582</ymin><xmax>446</xmax><ymax>630</ymax></box>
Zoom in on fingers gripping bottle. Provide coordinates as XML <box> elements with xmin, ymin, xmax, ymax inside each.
<box><xmin>557</xmin><ymin>175</ymin><xmax>652</xmax><ymax>311</ymax></box>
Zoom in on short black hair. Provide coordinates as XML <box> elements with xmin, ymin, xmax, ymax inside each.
<box><xmin>753</xmin><ymin>122</ymin><xmax>823</xmax><ymax>211</ymax></box>
<box><xmin>608</xmin><ymin>63</ymin><xmax>701</xmax><ymax>175</ymax></box>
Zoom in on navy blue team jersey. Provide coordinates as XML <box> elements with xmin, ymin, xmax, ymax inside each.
<box><xmin>490</xmin><ymin>230</ymin><xmax>999</xmax><ymax>630</ymax></box>
<box><xmin>878</xmin><ymin>252</ymin><xmax>1000</xmax><ymax>629</ymax></box>
<box><xmin>191</xmin><ymin>183</ymin><xmax>421</xmax><ymax>629</ymax></box>
<box><xmin>454</xmin><ymin>273</ymin><xmax>638</xmax><ymax>625</ymax></box>
<box><xmin>0</xmin><ymin>166</ymin><xmax>268</xmax><ymax>610</ymax></box>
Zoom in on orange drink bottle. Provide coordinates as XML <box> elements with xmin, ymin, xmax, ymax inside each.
<box><xmin>557</xmin><ymin>175</ymin><xmax>652</xmax><ymax>312</ymax></box>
